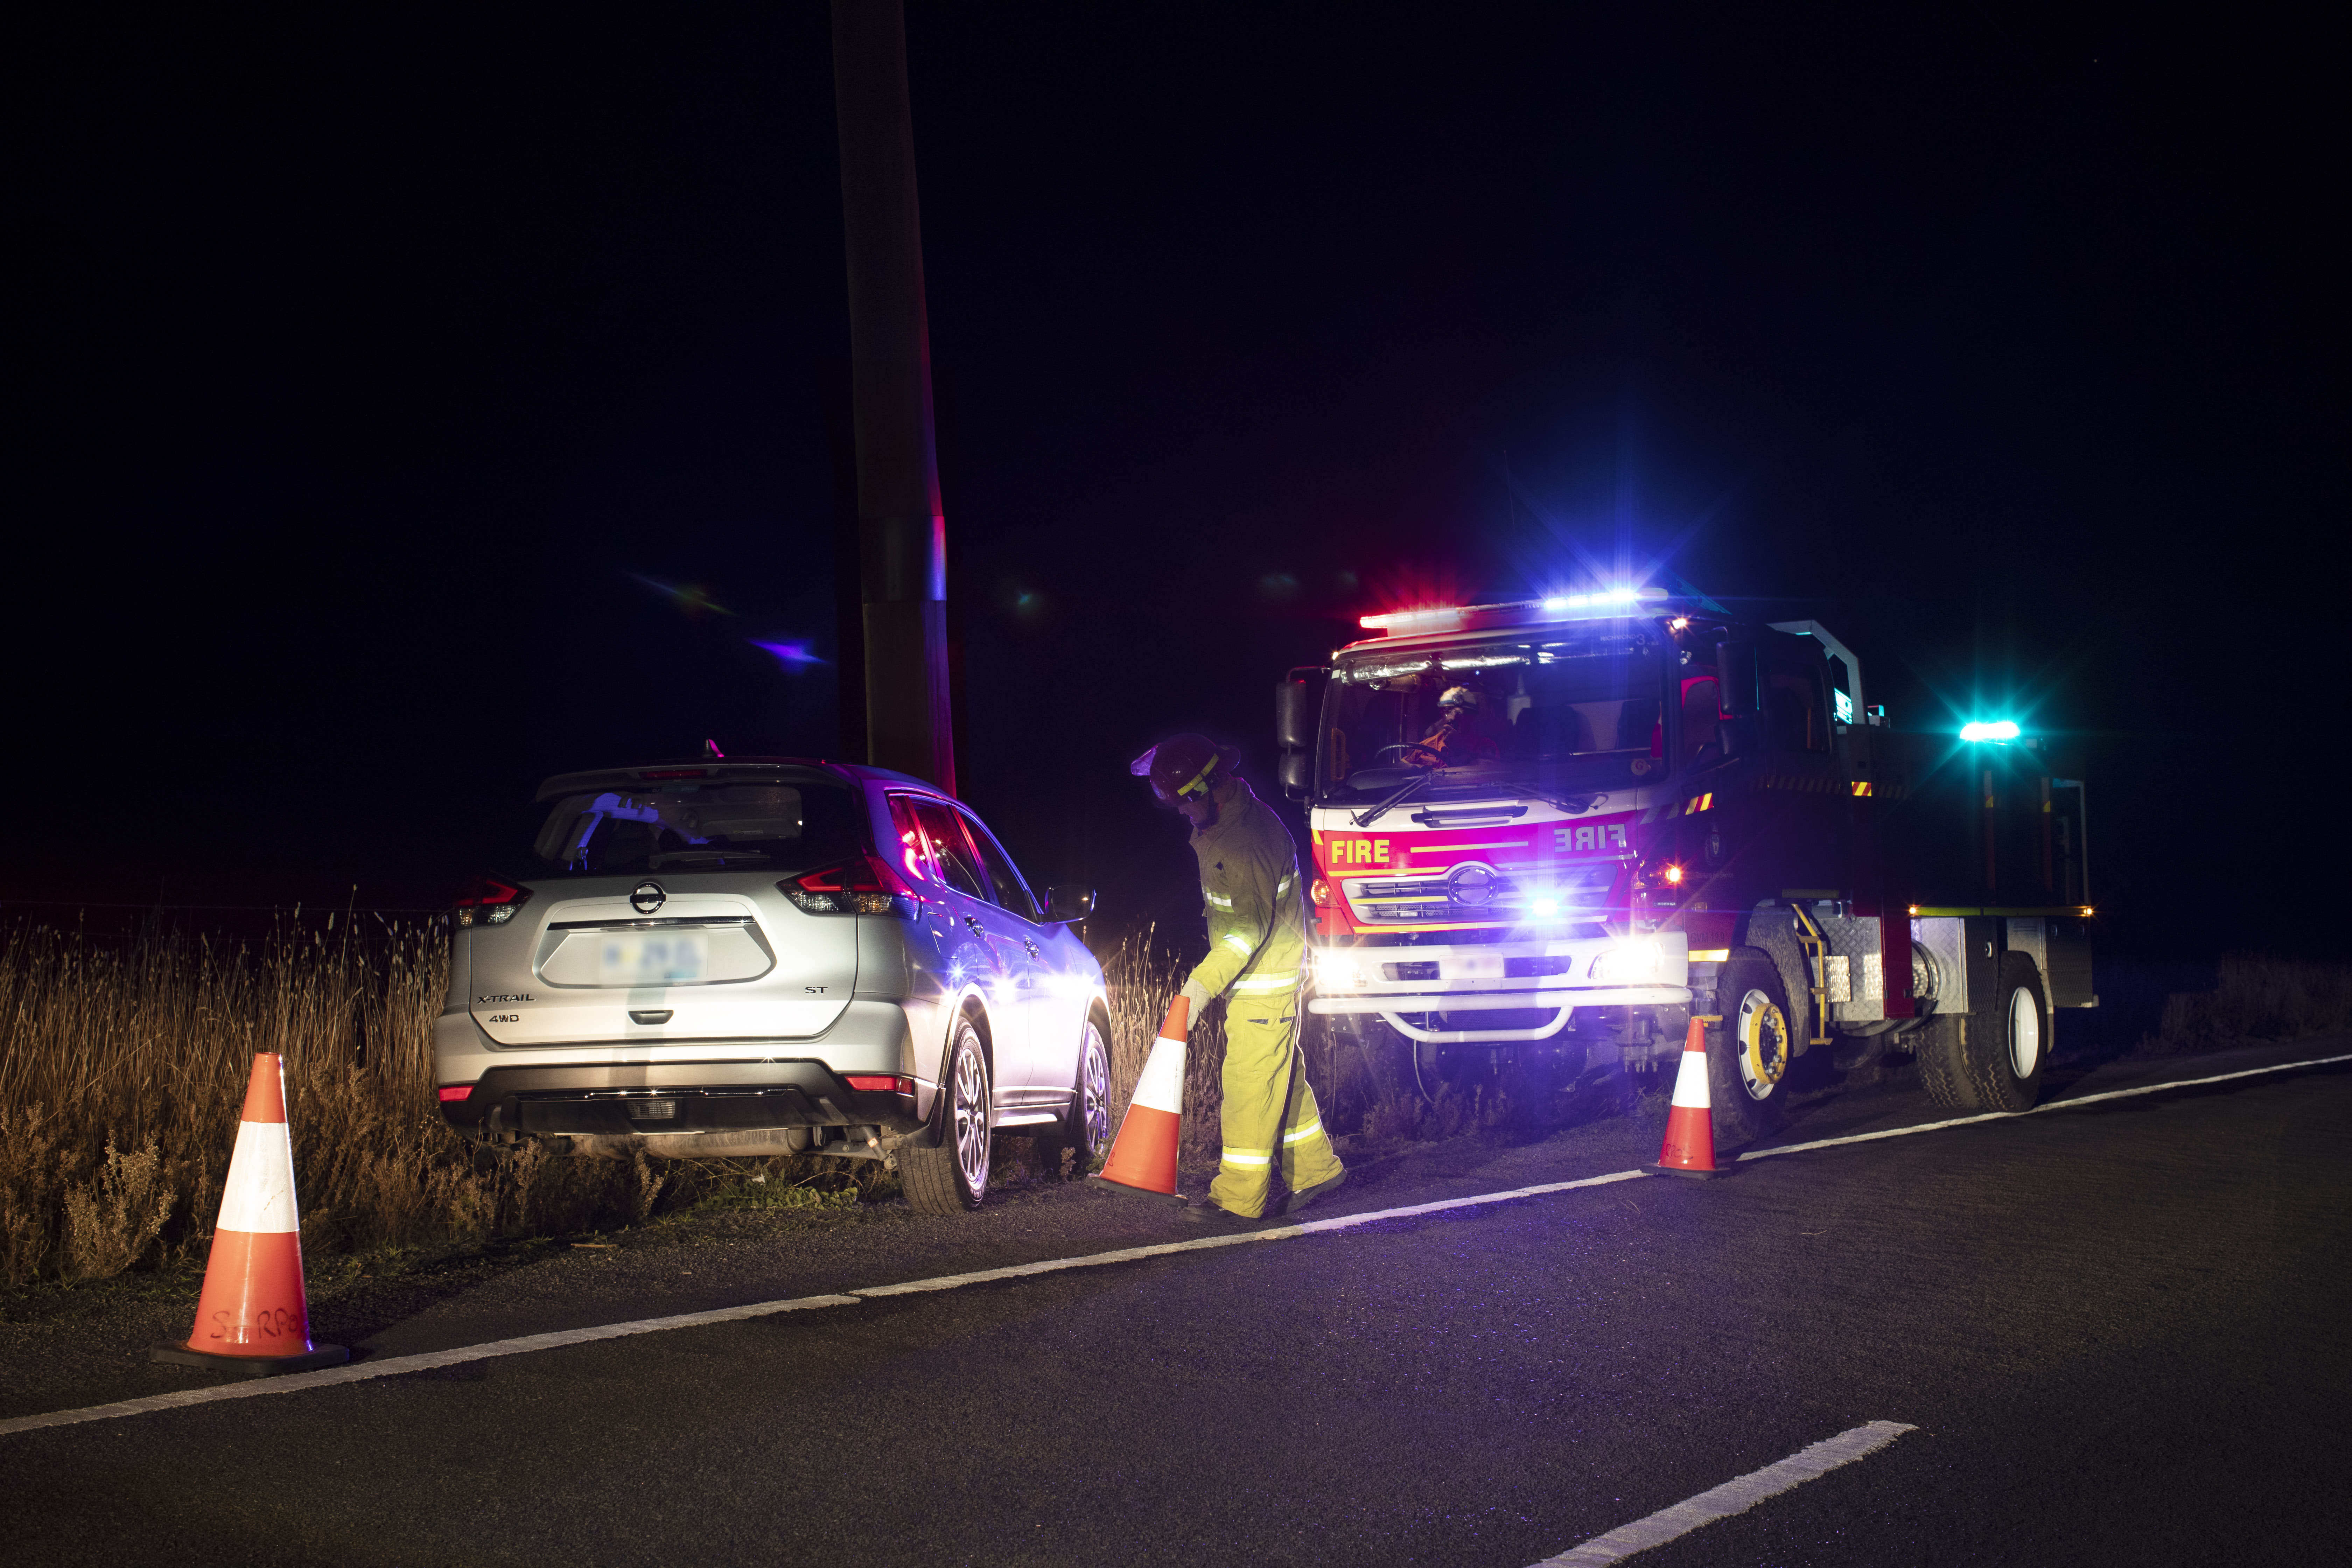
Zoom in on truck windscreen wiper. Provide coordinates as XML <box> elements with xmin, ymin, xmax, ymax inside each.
<box><xmin>1351</xmin><ymin>770</ymin><xmax>1434</xmax><ymax>827</ymax></box>
<box><xmin>1516</xmin><ymin>788</ymin><xmax>1605</xmax><ymax>816</ymax></box>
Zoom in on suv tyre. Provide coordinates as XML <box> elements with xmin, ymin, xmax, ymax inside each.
<box><xmin>1036</xmin><ymin>1016</ymin><xmax>1112</xmax><ymax>1178</ymax></box>
<box><xmin>901</xmin><ymin>1018</ymin><xmax>992</xmax><ymax>1213</ymax></box>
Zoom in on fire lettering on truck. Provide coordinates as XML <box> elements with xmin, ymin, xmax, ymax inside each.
<box><xmin>1331</xmin><ymin>839</ymin><xmax>1391</xmax><ymax>865</ymax></box>
<box><xmin>1553</xmin><ymin>822</ymin><xmax>1629</xmax><ymax>854</ymax></box>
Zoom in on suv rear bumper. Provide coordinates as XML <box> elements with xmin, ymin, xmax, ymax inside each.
<box><xmin>433</xmin><ymin>998</ymin><xmax>927</xmax><ymax>1140</ymax></box>
<box><xmin>438</xmin><ymin>1058</ymin><xmax>922</xmax><ymax>1141</ymax></box>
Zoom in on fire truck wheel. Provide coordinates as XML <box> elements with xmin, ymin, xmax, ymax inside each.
<box><xmin>1706</xmin><ymin>953</ymin><xmax>1791</xmax><ymax>1143</ymax></box>
<box><xmin>1914</xmin><ymin>1014</ymin><xmax>1980</xmax><ymax>1111</ymax></box>
<box><xmin>1965</xmin><ymin>954</ymin><xmax>2049</xmax><ymax>1112</ymax></box>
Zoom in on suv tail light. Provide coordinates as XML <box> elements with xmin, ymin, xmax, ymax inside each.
<box><xmin>780</xmin><ymin>854</ymin><xmax>919</xmax><ymax>919</ymax></box>
<box><xmin>453</xmin><ymin>874</ymin><xmax>532</xmax><ymax>928</ymax></box>
<box><xmin>844</xmin><ymin>1074</ymin><xmax>916</xmax><ymax>1095</ymax></box>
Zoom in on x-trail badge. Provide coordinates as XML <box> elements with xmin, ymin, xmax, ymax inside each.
<box><xmin>630</xmin><ymin>880</ymin><xmax>666</xmax><ymax>914</ymax></box>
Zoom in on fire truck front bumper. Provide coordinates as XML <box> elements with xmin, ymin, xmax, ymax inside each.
<box><xmin>1306</xmin><ymin>986</ymin><xmax>1692</xmax><ymax>1042</ymax></box>
<box><xmin>1304</xmin><ymin>936</ymin><xmax>1692</xmax><ymax>1043</ymax></box>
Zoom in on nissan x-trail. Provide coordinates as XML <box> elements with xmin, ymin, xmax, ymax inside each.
<box><xmin>434</xmin><ymin>758</ymin><xmax>1110</xmax><ymax>1213</ymax></box>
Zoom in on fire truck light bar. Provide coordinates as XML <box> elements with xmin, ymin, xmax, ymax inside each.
<box><xmin>1359</xmin><ymin>586</ymin><xmax>1663</xmax><ymax>633</ymax></box>
<box><xmin>1959</xmin><ymin>720</ymin><xmax>2021</xmax><ymax>741</ymax></box>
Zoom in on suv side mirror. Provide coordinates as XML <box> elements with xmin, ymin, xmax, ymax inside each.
<box><xmin>1274</xmin><ymin>667</ymin><xmax>1325</xmax><ymax>752</ymax></box>
<box><xmin>1044</xmin><ymin>885</ymin><xmax>1097</xmax><ymax>923</ymax></box>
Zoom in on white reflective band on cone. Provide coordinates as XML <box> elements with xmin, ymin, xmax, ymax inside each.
<box><xmin>1669</xmin><ymin>1048</ymin><xmax>1712</xmax><ymax>1110</ymax></box>
<box><xmin>215</xmin><ymin>1121</ymin><xmax>300</xmax><ymax>1234</ymax></box>
<box><xmin>1128</xmin><ymin>1036</ymin><xmax>1188</xmax><ymax>1114</ymax></box>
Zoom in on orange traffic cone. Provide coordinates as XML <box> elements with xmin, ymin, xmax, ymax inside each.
<box><xmin>1650</xmin><ymin>1015</ymin><xmax>1731</xmax><ymax>1178</ymax></box>
<box><xmin>1090</xmin><ymin>996</ymin><xmax>1191</xmax><ymax>1205</ymax></box>
<box><xmin>153</xmin><ymin>1054</ymin><xmax>350</xmax><ymax>1377</ymax></box>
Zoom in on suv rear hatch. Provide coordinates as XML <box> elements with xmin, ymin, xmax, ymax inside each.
<box><xmin>467</xmin><ymin>764</ymin><xmax>870</xmax><ymax>1046</ymax></box>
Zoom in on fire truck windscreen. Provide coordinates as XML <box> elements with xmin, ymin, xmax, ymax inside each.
<box><xmin>1319</xmin><ymin>629</ymin><xmax>1676</xmax><ymax>802</ymax></box>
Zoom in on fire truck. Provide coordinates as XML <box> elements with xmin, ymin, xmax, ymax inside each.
<box><xmin>1273</xmin><ymin>588</ymin><xmax>2095</xmax><ymax>1141</ymax></box>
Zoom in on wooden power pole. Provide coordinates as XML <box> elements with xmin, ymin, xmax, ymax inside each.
<box><xmin>831</xmin><ymin>0</ymin><xmax>955</xmax><ymax>793</ymax></box>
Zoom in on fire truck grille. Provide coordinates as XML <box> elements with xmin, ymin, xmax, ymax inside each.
<box><xmin>1343</xmin><ymin>862</ymin><xmax>1621</xmax><ymax>924</ymax></box>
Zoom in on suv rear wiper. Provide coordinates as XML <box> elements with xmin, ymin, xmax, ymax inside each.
<box><xmin>1352</xmin><ymin>770</ymin><xmax>1434</xmax><ymax>827</ymax></box>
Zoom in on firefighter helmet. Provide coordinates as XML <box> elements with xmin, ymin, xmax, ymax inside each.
<box><xmin>1130</xmin><ymin>733</ymin><xmax>1240</xmax><ymax>807</ymax></box>
<box><xmin>1437</xmin><ymin>686</ymin><xmax>1482</xmax><ymax>713</ymax></box>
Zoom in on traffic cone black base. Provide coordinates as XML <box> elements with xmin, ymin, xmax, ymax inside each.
<box><xmin>1089</xmin><ymin>1174</ymin><xmax>1191</xmax><ymax>1206</ymax></box>
<box><xmin>1645</xmin><ymin>1162</ymin><xmax>1732</xmax><ymax>1180</ymax></box>
<box><xmin>150</xmin><ymin>1343</ymin><xmax>351</xmax><ymax>1379</ymax></box>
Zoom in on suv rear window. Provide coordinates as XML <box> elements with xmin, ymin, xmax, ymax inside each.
<box><xmin>529</xmin><ymin>775</ymin><xmax>865</xmax><ymax>877</ymax></box>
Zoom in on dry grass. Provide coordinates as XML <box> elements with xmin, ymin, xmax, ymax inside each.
<box><xmin>2142</xmin><ymin>954</ymin><xmax>2352</xmax><ymax>1055</ymax></box>
<box><xmin>0</xmin><ymin>918</ymin><xmax>887</xmax><ymax>1288</ymax></box>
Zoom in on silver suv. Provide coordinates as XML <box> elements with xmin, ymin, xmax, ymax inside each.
<box><xmin>433</xmin><ymin>758</ymin><xmax>1110</xmax><ymax>1213</ymax></box>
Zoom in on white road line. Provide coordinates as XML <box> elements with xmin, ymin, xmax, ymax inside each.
<box><xmin>0</xmin><ymin>1294</ymin><xmax>858</xmax><ymax>1437</ymax></box>
<box><xmin>1737</xmin><ymin>1049</ymin><xmax>2352</xmax><ymax>1163</ymax></box>
<box><xmin>3</xmin><ymin>1050</ymin><xmax>2343</xmax><ymax>1438</ymax></box>
<box><xmin>1531</xmin><ymin>1420</ymin><xmax>1917</xmax><ymax>1566</ymax></box>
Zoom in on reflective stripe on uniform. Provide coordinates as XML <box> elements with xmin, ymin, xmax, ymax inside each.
<box><xmin>1204</xmin><ymin>890</ymin><xmax>1234</xmax><ymax>908</ymax></box>
<box><xmin>1220</xmin><ymin>1147</ymin><xmax>1273</xmax><ymax>1167</ymax></box>
<box><xmin>1281</xmin><ymin>1119</ymin><xmax>1324</xmax><ymax>1145</ymax></box>
<box><xmin>1231</xmin><ymin>970</ymin><xmax>1300</xmax><ymax>992</ymax></box>
<box><xmin>1276</xmin><ymin>872</ymin><xmax>1296</xmax><ymax>894</ymax></box>
<box><xmin>1222</xmin><ymin>933</ymin><xmax>1255</xmax><ymax>955</ymax></box>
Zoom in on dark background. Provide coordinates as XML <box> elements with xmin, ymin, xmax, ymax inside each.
<box><xmin>11</xmin><ymin>5</ymin><xmax>2339</xmax><ymax>959</ymax></box>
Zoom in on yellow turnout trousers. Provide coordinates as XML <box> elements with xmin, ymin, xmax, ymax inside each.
<box><xmin>1209</xmin><ymin>996</ymin><xmax>1344</xmax><ymax>1218</ymax></box>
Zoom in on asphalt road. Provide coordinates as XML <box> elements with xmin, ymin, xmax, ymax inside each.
<box><xmin>6</xmin><ymin>1039</ymin><xmax>2348</xmax><ymax>1566</ymax></box>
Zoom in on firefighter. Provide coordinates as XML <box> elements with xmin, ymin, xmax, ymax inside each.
<box><xmin>1130</xmin><ymin>733</ymin><xmax>1346</xmax><ymax>1220</ymax></box>
<box><xmin>1414</xmin><ymin>685</ymin><xmax>1500</xmax><ymax>765</ymax></box>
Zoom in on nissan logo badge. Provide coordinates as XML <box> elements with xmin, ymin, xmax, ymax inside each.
<box><xmin>630</xmin><ymin>880</ymin><xmax>666</xmax><ymax>915</ymax></box>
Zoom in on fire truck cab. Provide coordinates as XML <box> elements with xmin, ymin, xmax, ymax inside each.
<box><xmin>1275</xmin><ymin>589</ymin><xmax>2095</xmax><ymax>1141</ymax></box>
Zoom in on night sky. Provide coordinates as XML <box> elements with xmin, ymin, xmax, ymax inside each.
<box><xmin>13</xmin><ymin>6</ymin><xmax>2338</xmax><ymax>959</ymax></box>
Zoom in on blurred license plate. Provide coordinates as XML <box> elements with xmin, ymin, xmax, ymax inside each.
<box><xmin>600</xmin><ymin>933</ymin><xmax>708</xmax><ymax>985</ymax></box>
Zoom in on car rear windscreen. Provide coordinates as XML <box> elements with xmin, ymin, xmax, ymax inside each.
<box><xmin>528</xmin><ymin>775</ymin><xmax>864</xmax><ymax>877</ymax></box>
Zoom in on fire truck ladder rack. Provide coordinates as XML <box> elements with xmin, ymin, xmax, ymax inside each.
<box><xmin>1790</xmin><ymin>904</ymin><xmax>1834</xmax><ymax>1048</ymax></box>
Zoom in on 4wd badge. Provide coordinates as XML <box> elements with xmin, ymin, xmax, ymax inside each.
<box><xmin>630</xmin><ymin>880</ymin><xmax>666</xmax><ymax>914</ymax></box>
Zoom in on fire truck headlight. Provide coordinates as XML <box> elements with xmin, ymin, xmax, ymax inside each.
<box><xmin>1589</xmin><ymin>940</ymin><xmax>1663</xmax><ymax>982</ymax></box>
<box><xmin>1528</xmin><ymin>896</ymin><xmax>1561</xmax><ymax>918</ymax></box>
<box><xmin>1315</xmin><ymin>954</ymin><xmax>1371</xmax><ymax>992</ymax></box>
